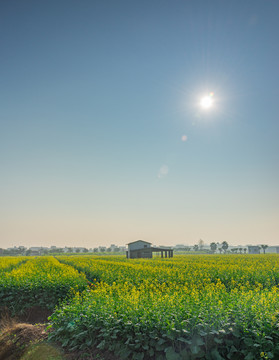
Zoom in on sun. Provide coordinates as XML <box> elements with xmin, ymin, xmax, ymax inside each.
<box><xmin>200</xmin><ymin>95</ymin><xmax>213</xmax><ymax>109</ymax></box>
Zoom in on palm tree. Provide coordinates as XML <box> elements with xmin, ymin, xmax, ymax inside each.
<box><xmin>239</xmin><ymin>248</ymin><xmax>243</xmax><ymax>254</ymax></box>
<box><xmin>261</xmin><ymin>245</ymin><xmax>268</xmax><ymax>254</ymax></box>
<box><xmin>243</xmin><ymin>248</ymin><xmax>247</xmax><ymax>254</ymax></box>
<box><xmin>210</xmin><ymin>242</ymin><xmax>217</xmax><ymax>253</ymax></box>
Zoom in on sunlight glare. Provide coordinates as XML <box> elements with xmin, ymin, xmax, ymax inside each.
<box><xmin>200</xmin><ymin>95</ymin><xmax>213</xmax><ymax>109</ymax></box>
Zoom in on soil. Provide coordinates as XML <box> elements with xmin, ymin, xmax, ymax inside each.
<box><xmin>0</xmin><ymin>322</ymin><xmax>47</xmax><ymax>360</ymax></box>
<box><xmin>0</xmin><ymin>306</ymin><xmax>52</xmax><ymax>325</ymax></box>
<box><xmin>0</xmin><ymin>308</ymin><xmax>121</xmax><ymax>360</ymax></box>
<box><xmin>17</xmin><ymin>306</ymin><xmax>52</xmax><ymax>324</ymax></box>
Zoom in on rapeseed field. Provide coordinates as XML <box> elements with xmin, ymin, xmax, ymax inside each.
<box><xmin>1</xmin><ymin>255</ymin><xmax>279</xmax><ymax>359</ymax></box>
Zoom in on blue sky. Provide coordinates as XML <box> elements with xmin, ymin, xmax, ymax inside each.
<box><xmin>1</xmin><ymin>0</ymin><xmax>278</xmax><ymax>248</ymax></box>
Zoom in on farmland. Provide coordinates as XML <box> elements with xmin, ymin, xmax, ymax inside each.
<box><xmin>1</xmin><ymin>255</ymin><xmax>279</xmax><ymax>359</ymax></box>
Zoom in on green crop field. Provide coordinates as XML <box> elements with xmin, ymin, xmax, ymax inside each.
<box><xmin>1</xmin><ymin>254</ymin><xmax>279</xmax><ymax>359</ymax></box>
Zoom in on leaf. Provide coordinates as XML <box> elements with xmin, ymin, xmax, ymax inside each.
<box><xmin>117</xmin><ymin>349</ymin><xmax>132</xmax><ymax>359</ymax></box>
<box><xmin>178</xmin><ymin>337</ymin><xmax>191</xmax><ymax>344</ymax></box>
<box><xmin>158</xmin><ymin>338</ymin><xmax>166</xmax><ymax>345</ymax></box>
<box><xmin>133</xmin><ymin>353</ymin><xmax>144</xmax><ymax>360</ymax></box>
<box><xmin>165</xmin><ymin>346</ymin><xmax>181</xmax><ymax>360</ymax></box>
<box><xmin>179</xmin><ymin>349</ymin><xmax>189</xmax><ymax>360</ymax></box>
<box><xmin>97</xmin><ymin>340</ymin><xmax>106</xmax><ymax>349</ymax></box>
<box><xmin>228</xmin><ymin>345</ymin><xmax>238</xmax><ymax>354</ymax></box>
<box><xmin>210</xmin><ymin>349</ymin><xmax>225</xmax><ymax>360</ymax></box>
<box><xmin>244</xmin><ymin>353</ymin><xmax>255</xmax><ymax>360</ymax></box>
<box><xmin>267</xmin><ymin>352</ymin><xmax>274</xmax><ymax>359</ymax></box>
<box><xmin>214</xmin><ymin>337</ymin><xmax>224</xmax><ymax>344</ymax></box>
<box><xmin>190</xmin><ymin>345</ymin><xmax>200</xmax><ymax>355</ymax></box>
<box><xmin>62</xmin><ymin>338</ymin><xmax>69</xmax><ymax>347</ymax></box>
<box><xmin>86</xmin><ymin>338</ymin><xmax>93</xmax><ymax>346</ymax></box>
<box><xmin>148</xmin><ymin>348</ymin><xmax>155</xmax><ymax>357</ymax></box>
<box><xmin>193</xmin><ymin>336</ymin><xmax>204</xmax><ymax>346</ymax></box>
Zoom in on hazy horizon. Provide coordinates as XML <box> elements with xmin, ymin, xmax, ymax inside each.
<box><xmin>1</xmin><ymin>1</ymin><xmax>278</xmax><ymax>249</ymax></box>
<box><xmin>2</xmin><ymin>241</ymin><xmax>277</xmax><ymax>250</ymax></box>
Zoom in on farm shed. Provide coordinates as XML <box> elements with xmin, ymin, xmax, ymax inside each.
<box><xmin>126</xmin><ymin>240</ymin><xmax>173</xmax><ymax>259</ymax></box>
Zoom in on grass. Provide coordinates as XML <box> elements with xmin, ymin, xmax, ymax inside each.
<box><xmin>20</xmin><ymin>342</ymin><xmax>64</xmax><ymax>360</ymax></box>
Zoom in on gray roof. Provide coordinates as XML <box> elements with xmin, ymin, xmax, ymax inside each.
<box><xmin>129</xmin><ymin>246</ymin><xmax>173</xmax><ymax>252</ymax></box>
<box><xmin>127</xmin><ymin>240</ymin><xmax>152</xmax><ymax>245</ymax></box>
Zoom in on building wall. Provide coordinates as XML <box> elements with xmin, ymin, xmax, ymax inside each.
<box><xmin>129</xmin><ymin>249</ymin><xmax>152</xmax><ymax>259</ymax></box>
<box><xmin>128</xmin><ymin>241</ymin><xmax>151</xmax><ymax>258</ymax></box>
<box><xmin>248</xmin><ymin>246</ymin><xmax>260</xmax><ymax>254</ymax></box>
<box><xmin>128</xmin><ymin>241</ymin><xmax>151</xmax><ymax>251</ymax></box>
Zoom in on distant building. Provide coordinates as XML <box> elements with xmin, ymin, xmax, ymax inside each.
<box><xmin>29</xmin><ymin>247</ymin><xmax>42</xmax><ymax>256</ymax></box>
<box><xmin>248</xmin><ymin>246</ymin><xmax>260</xmax><ymax>254</ymax></box>
<box><xmin>126</xmin><ymin>240</ymin><xmax>173</xmax><ymax>259</ymax></box>
<box><xmin>73</xmin><ymin>247</ymin><xmax>87</xmax><ymax>253</ymax></box>
<box><xmin>264</xmin><ymin>246</ymin><xmax>279</xmax><ymax>254</ymax></box>
<box><xmin>110</xmin><ymin>244</ymin><xmax>117</xmax><ymax>252</ymax></box>
<box><xmin>119</xmin><ymin>246</ymin><xmax>127</xmax><ymax>252</ymax></box>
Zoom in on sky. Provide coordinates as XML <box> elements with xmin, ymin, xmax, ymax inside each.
<box><xmin>0</xmin><ymin>0</ymin><xmax>278</xmax><ymax>249</ymax></box>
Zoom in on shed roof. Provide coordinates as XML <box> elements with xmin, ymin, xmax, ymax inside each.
<box><xmin>127</xmin><ymin>240</ymin><xmax>152</xmax><ymax>245</ymax></box>
<box><xmin>129</xmin><ymin>246</ymin><xmax>173</xmax><ymax>252</ymax></box>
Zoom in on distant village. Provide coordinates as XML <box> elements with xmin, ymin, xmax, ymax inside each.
<box><xmin>0</xmin><ymin>240</ymin><xmax>278</xmax><ymax>257</ymax></box>
<box><xmin>0</xmin><ymin>244</ymin><xmax>126</xmax><ymax>256</ymax></box>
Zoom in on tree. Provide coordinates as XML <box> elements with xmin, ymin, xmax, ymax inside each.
<box><xmin>198</xmin><ymin>239</ymin><xmax>204</xmax><ymax>250</ymax></box>
<box><xmin>40</xmin><ymin>248</ymin><xmax>49</xmax><ymax>255</ymax></box>
<box><xmin>193</xmin><ymin>245</ymin><xmax>199</xmax><ymax>252</ymax></box>
<box><xmin>218</xmin><ymin>248</ymin><xmax>222</xmax><ymax>254</ymax></box>
<box><xmin>221</xmin><ymin>241</ymin><xmax>229</xmax><ymax>253</ymax></box>
<box><xmin>261</xmin><ymin>245</ymin><xmax>268</xmax><ymax>254</ymax></box>
<box><xmin>239</xmin><ymin>248</ymin><xmax>243</xmax><ymax>254</ymax></box>
<box><xmin>243</xmin><ymin>248</ymin><xmax>247</xmax><ymax>254</ymax></box>
<box><xmin>210</xmin><ymin>242</ymin><xmax>217</xmax><ymax>253</ymax></box>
